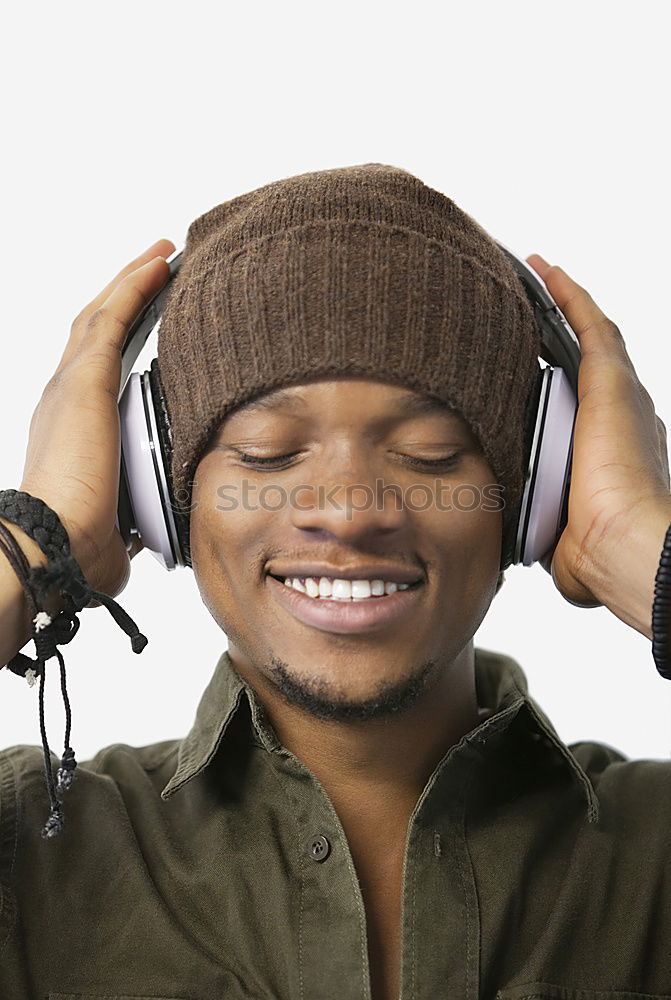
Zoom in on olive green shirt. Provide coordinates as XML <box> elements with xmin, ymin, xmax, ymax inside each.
<box><xmin>1</xmin><ymin>646</ymin><xmax>670</xmax><ymax>1000</ymax></box>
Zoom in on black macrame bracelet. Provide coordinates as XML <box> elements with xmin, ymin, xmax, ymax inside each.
<box><xmin>0</xmin><ymin>489</ymin><xmax>148</xmax><ymax>839</ymax></box>
<box><xmin>652</xmin><ymin>521</ymin><xmax>671</xmax><ymax>681</ymax></box>
<box><xmin>0</xmin><ymin>521</ymin><xmax>77</xmax><ymax>837</ymax></box>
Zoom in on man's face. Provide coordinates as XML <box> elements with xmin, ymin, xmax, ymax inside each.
<box><xmin>189</xmin><ymin>378</ymin><xmax>502</xmax><ymax>721</ymax></box>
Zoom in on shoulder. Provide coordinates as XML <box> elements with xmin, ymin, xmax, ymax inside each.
<box><xmin>569</xmin><ymin>736</ymin><xmax>671</xmax><ymax>786</ymax></box>
<box><xmin>568</xmin><ymin>738</ymin><xmax>628</xmax><ymax>774</ymax></box>
<box><xmin>569</xmin><ymin>738</ymin><xmax>671</xmax><ymax>833</ymax></box>
<box><xmin>0</xmin><ymin>737</ymin><xmax>181</xmax><ymax>850</ymax></box>
<box><xmin>0</xmin><ymin>738</ymin><xmax>184</xmax><ymax>963</ymax></box>
<box><xmin>1</xmin><ymin>737</ymin><xmax>180</xmax><ymax>788</ymax></box>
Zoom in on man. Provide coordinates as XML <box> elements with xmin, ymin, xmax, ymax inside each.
<box><xmin>1</xmin><ymin>163</ymin><xmax>670</xmax><ymax>999</ymax></box>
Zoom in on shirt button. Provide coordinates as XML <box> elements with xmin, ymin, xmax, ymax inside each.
<box><xmin>307</xmin><ymin>834</ymin><xmax>331</xmax><ymax>862</ymax></box>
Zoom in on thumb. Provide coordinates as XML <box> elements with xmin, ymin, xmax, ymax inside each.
<box><xmin>549</xmin><ymin>542</ymin><xmax>602</xmax><ymax>609</ymax></box>
<box><xmin>128</xmin><ymin>534</ymin><xmax>145</xmax><ymax>560</ymax></box>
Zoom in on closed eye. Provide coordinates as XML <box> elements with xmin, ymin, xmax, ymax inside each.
<box><xmin>231</xmin><ymin>450</ymin><xmax>464</xmax><ymax>472</ymax></box>
<box><xmin>234</xmin><ymin>451</ymin><xmax>303</xmax><ymax>468</ymax></box>
<box><xmin>399</xmin><ymin>452</ymin><xmax>462</xmax><ymax>471</ymax></box>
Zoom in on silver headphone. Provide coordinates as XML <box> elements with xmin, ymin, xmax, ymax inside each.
<box><xmin>116</xmin><ymin>241</ymin><xmax>580</xmax><ymax>570</ymax></box>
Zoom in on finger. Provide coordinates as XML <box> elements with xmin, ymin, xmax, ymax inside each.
<box><xmin>548</xmin><ymin>545</ymin><xmax>602</xmax><ymax>610</ymax></box>
<box><xmin>538</xmin><ymin>548</ymin><xmax>553</xmax><ymax>576</ymax></box>
<box><xmin>657</xmin><ymin>415</ymin><xmax>670</xmax><ymax>487</ymax></box>
<box><xmin>525</xmin><ymin>255</ymin><xmax>631</xmax><ymax>367</ymax></box>
<box><xmin>65</xmin><ymin>256</ymin><xmax>171</xmax><ymax>392</ymax></box>
<box><xmin>61</xmin><ymin>239</ymin><xmax>176</xmax><ymax>366</ymax></box>
<box><xmin>81</xmin><ymin>239</ymin><xmax>176</xmax><ymax>321</ymax></box>
<box><xmin>128</xmin><ymin>534</ymin><xmax>144</xmax><ymax>560</ymax></box>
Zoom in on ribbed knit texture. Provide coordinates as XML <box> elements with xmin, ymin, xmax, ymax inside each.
<box><xmin>157</xmin><ymin>163</ymin><xmax>540</xmax><ymax>570</ymax></box>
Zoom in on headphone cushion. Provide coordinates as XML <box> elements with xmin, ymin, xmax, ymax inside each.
<box><xmin>500</xmin><ymin>364</ymin><xmax>544</xmax><ymax>570</ymax></box>
<box><xmin>149</xmin><ymin>354</ymin><xmax>545</xmax><ymax>574</ymax></box>
<box><xmin>149</xmin><ymin>359</ymin><xmax>192</xmax><ymax>568</ymax></box>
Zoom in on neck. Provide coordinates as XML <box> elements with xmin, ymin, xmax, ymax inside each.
<box><xmin>227</xmin><ymin>641</ymin><xmax>480</xmax><ymax>833</ymax></box>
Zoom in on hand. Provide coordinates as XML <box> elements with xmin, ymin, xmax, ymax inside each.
<box><xmin>526</xmin><ymin>254</ymin><xmax>671</xmax><ymax>629</ymax></box>
<box><xmin>19</xmin><ymin>238</ymin><xmax>175</xmax><ymax>605</ymax></box>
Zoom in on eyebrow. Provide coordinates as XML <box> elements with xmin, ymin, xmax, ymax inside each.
<box><xmin>394</xmin><ymin>393</ymin><xmax>456</xmax><ymax>418</ymax></box>
<box><xmin>237</xmin><ymin>389</ymin><xmax>308</xmax><ymax>414</ymax></box>
<box><xmin>236</xmin><ymin>389</ymin><xmax>457</xmax><ymax>419</ymax></box>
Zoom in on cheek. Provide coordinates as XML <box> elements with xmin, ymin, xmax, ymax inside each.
<box><xmin>453</xmin><ymin>490</ymin><xmax>502</xmax><ymax>548</ymax></box>
<box><xmin>421</xmin><ymin>474</ymin><xmax>502</xmax><ymax>544</ymax></box>
<box><xmin>446</xmin><ymin>466</ymin><xmax>503</xmax><ymax>562</ymax></box>
<box><xmin>190</xmin><ymin>468</ymin><xmax>249</xmax><ymax>589</ymax></box>
<box><xmin>190</xmin><ymin>464</ymin><xmax>275</xmax><ymax>609</ymax></box>
<box><xmin>419</xmin><ymin>485</ymin><xmax>501</xmax><ymax>605</ymax></box>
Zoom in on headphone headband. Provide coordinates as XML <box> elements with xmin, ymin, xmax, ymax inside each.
<box><xmin>119</xmin><ymin>251</ymin><xmax>183</xmax><ymax>400</ymax></box>
<box><xmin>117</xmin><ymin>241</ymin><xmax>581</xmax><ymax>570</ymax></box>
<box><xmin>119</xmin><ymin>244</ymin><xmax>579</xmax><ymax>400</ymax></box>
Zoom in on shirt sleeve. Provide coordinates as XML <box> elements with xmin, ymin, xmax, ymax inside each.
<box><xmin>0</xmin><ymin>746</ymin><xmax>19</xmax><ymax>954</ymax></box>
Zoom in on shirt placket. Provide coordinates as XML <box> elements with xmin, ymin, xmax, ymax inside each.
<box><xmin>269</xmin><ymin>747</ymin><xmax>374</xmax><ymax>1000</ymax></box>
<box><xmin>399</xmin><ymin>740</ymin><xmax>482</xmax><ymax>1000</ymax></box>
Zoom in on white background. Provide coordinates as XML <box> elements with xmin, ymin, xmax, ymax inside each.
<box><xmin>1</xmin><ymin>1</ymin><xmax>669</xmax><ymax>761</ymax></box>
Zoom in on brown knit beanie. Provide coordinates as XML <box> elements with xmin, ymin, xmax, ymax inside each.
<box><xmin>157</xmin><ymin>163</ymin><xmax>540</xmax><ymax>571</ymax></box>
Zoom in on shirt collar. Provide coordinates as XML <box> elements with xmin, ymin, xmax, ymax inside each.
<box><xmin>161</xmin><ymin>646</ymin><xmax>599</xmax><ymax>823</ymax></box>
<box><xmin>472</xmin><ymin>647</ymin><xmax>599</xmax><ymax>823</ymax></box>
<box><xmin>160</xmin><ymin>649</ymin><xmax>258</xmax><ymax>800</ymax></box>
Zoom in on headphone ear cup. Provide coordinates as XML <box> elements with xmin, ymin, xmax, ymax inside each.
<box><xmin>521</xmin><ymin>365</ymin><xmax>545</xmax><ymax>476</ymax></box>
<box><xmin>500</xmin><ymin>366</ymin><xmax>545</xmax><ymax>570</ymax></box>
<box><xmin>148</xmin><ymin>359</ymin><xmax>192</xmax><ymax>568</ymax></box>
<box><xmin>517</xmin><ymin>366</ymin><xmax>576</xmax><ymax>566</ymax></box>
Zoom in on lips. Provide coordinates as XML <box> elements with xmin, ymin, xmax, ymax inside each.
<box><xmin>267</xmin><ymin>572</ymin><xmax>424</xmax><ymax>635</ymax></box>
<box><xmin>266</xmin><ymin>563</ymin><xmax>424</xmax><ymax>585</ymax></box>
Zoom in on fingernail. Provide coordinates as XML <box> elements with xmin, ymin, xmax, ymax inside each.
<box><xmin>144</xmin><ymin>239</ymin><xmax>167</xmax><ymax>254</ymax></box>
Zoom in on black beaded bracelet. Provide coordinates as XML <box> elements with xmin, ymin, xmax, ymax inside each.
<box><xmin>0</xmin><ymin>488</ymin><xmax>148</xmax><ymax>839</ymax></box>
<box><xmin>651</xmin><ymin>521</ymin><xmax>671</xmax><ymax>680</ymax></box>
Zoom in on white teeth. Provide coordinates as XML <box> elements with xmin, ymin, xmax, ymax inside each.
<box><xmin>331</xmin><ymin>579</ymin><xmax>351</xmax><ymax>600</ymax></box>
<box><xmin>279</xmin><ymin>575</ymin><xmax>415</xmax><ymax>600</ymax></box>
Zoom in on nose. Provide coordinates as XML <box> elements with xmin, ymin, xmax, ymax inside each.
<box><xmin>288</xmin><ymin>445</ymin><xmax>410</xmax><ymax>543</ymax></box>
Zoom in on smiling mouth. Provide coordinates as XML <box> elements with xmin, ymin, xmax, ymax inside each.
<box><xmin>266</xmin><ymin>571</ymin><xmax>424</xmax><ymax>635</ymax></box>
<box><xmin>267</xmin><ymin>574</ymin><xmax>423</xmax><ymax>601</ymax></box>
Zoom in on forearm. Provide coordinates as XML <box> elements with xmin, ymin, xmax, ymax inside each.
<box><xmin>0</xmin><ymin>517</ymin><xmax>68</xmax><ymax>670</ymax></box>
<box><xmin>583</xmin><ymin>499</ymin><xmax>671</xmax><ymax>641</ymax></box>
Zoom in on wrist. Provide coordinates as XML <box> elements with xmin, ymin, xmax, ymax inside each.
<box><xmin>16</xmin><ymin>483</ymin><xmax>96</xmax><ymax>584</ymax></box>
<box><xmin>0</xmin><ymin>516</ymin><xmax>68</xmax><ymax>618</ymax></box>
<box><xmin>584</xmin><ymin>498</ymin><xmax>671</xmax><ymax>640</ymax></box>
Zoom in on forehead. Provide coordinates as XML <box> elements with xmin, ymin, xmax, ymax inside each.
<box><xmin>231</xmin><ymin>380</ymin><xmax>462</xmax><ymax>422</ymax></box>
